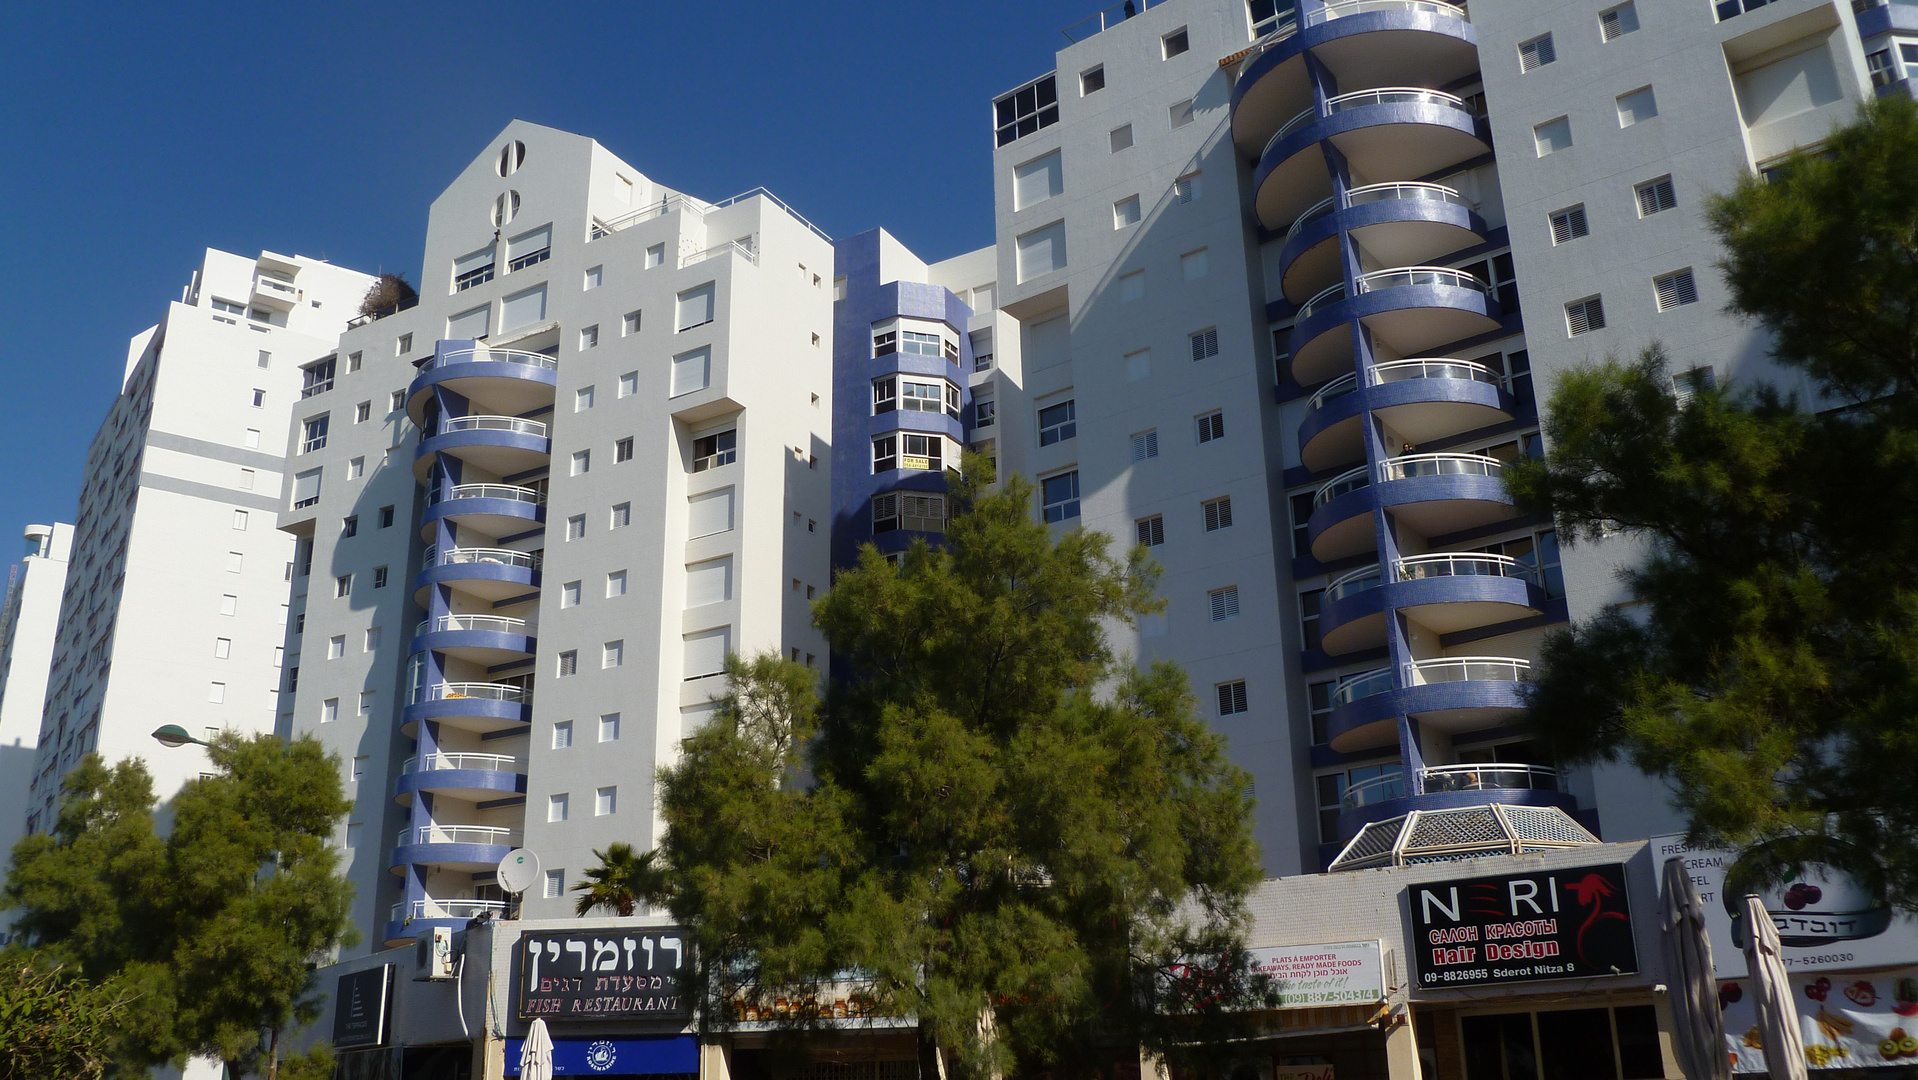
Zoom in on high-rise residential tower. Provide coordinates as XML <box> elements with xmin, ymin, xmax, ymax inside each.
<box><xmin>0</xmin><ymin>522</ymin><xmax>72</xmax><ymax>914</ymax></box>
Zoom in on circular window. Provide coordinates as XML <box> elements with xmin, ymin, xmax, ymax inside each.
<box><xmin>497</xmin><ymin>140</ymin><xmax>526</xmax><ymax>177</ymax></box>
<box><xmin>492</xmin><ymin>191</ymin><xmax>520</xmax><ymax>227</ymax></box>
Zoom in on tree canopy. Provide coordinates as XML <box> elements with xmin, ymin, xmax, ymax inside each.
<box><xmin>1506</xmin><ymin>97</ymin><xmax>1918</xmax><ymax>905</ymax></box>
<box><xmin>658</xmin><ymin>465</ymin><xmax>1268</xmax><ymax>1079</ymax></box>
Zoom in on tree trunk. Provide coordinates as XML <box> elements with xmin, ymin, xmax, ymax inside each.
<box><xmin>267</xmin><ymin>1026</ymin><xmax>279</xmax><ymax>1080</ymax></box>
<box><xmin>917</xmin><ymin>1024</ymin><xmax>946</xmax><ymax>1080</ymax></box>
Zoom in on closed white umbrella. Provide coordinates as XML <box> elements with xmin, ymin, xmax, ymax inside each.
<box><xmin>1742</xmin><ymin>894</ymin><xmax>1807</xmax><ymax>1080</ymax></box>
<box><xmin>1662</xmin><ymin>858</ymin><xmax>1731</xmax><ymax>1080</ymax></box>
<box><xmin>519</xmin><ymin>1016</ymin><xmax>554</xmax><ymax>1080</ymax></box>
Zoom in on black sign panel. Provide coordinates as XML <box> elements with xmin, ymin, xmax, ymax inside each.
<box><xmin>514</xmin><ymin>928</ymin><xmax>691</xmax><ymax>1021</ymax></box>
<box><xmin>1408</xmin><ymin>862</ymin><xmax>1640</xmax><ymax>988</ymax></box>
<box><xmin>333</xmin><ymin>964</ymin><xmax>395</xmax><ymax>1049</ymax></box>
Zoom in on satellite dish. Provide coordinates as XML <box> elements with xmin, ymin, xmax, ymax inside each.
<box><xmin>498</xmin><ymin>849</ymin><xmax>542</xmax><ymax>895</ymax></box>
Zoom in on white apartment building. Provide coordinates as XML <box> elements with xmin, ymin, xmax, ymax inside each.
<box><xmin>22</xmin><ymin>249</ymin><xmax>373</xmax><ymax>833</ymax></box>
<box><xmin>279</xmin><ymin>121</ymin><xmax>836</xmax><ymax>953</ymax></box>
<box><xmin>0</xmin><ymin>523</ymin><xmax>72</xmax><ymax>901</ymax></box>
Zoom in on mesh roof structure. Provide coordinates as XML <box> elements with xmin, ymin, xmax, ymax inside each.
<box><xmin>1327</xmin><ymin>804</ymin><xmax>1600</xmax><ymax>872</ymax></box>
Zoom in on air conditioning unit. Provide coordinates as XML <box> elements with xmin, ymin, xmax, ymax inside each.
<box><xmin>413</xmin><ymin>926</ymin><xmax>456</xmax><ymax>982</ymax></box>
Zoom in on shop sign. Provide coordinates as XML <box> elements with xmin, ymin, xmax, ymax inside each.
<box><xmin>332</xmin><ymin>964</ymin><xmax>394</xmax><ymax>1049</ymax></box>
<box><xmin>1248</xmin><ymin>941</ymin><xmax>1385</xmax><ymax>1008</ymax></box>
<box><xmin>1654</xmin><ymin>834</ymin><xmax>1918</xmax><ymax>978</ymax></box>
<box><xmin>503</xmin><ymin>1034</ymin><xmax>700</xmax><ymax>1075</ymax></box>
<box><xmin>1408</xmin><ymin>862</ymin><xmax>1639</xmax><ymax>988</ymax></box>
<box><xmin>513</xmin><ymin>928</ymin><xmax>691</xmax><ymax>1021</ymax></box>
<box><xmin>1719</xmin><ymin>967</ymin><xmax>1918</xmax><ymax>1071</ymax></box>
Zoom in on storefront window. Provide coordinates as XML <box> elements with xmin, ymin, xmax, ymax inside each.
<box><xmin>1460</xmin><ymin>1006</ymin><xmax>1662</xmax><ymax>1080</ymax></box>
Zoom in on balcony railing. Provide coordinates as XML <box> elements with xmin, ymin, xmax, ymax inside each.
<box><xmin>1327</xmin><ymin>564</ymin><xmax>1384</xmax><ymax>602</ymax></box>
<box><xmin>398</xmin><ymin>824</ymin><xmax>522</xmax><ymax>848</ymax></box>
<box><xmin>401</xmin><ymin>751</ymin><xmax>525</xmax><ymax>774</ymax></box>
<box><xmin>1380</xmin><ymin>452</ymin><xmax>1504</xmax><ymax>483</ymax></box>
<box><xmin>1340</xmin><ymin>771</ymin><xmax>1409</xmax><ymax>811</ymax></box>
<box><xmin>1314</xmin><ymin>463</ymin><xmax>1372</xmax><ymax>507</ymax></box>
<box><xmin>1297</xmin><ymin>267</ymin><xmax>1490</xmax><ymax>325</ymax></box>
<box><xmin>1396</xmin><ymin>552</ymin><xmax>1538</xmax><ymax>585</ymax></box>
<box><xmin>431</xmin><ymin>482</ymin><xmax>546</xmax><ymax>507</ymax></box>
<box><xmin>1287</xmin><ymin>182</ymin><xmax>1471</xmax><ymax>241</ymax></box>
<box><xmin>589</xmin><ymin>187</ymin><xmax>831</xmax><ymax>244</ymax></box>
<box><xmin>681</xmin><ymin>239</ymin><xmax>758</xmax><ymax>269</ymax></box>
<box><xmin>413</xmin><ymin>680</ymin><xmax>531</xmax><ymax>706</ymax></box>
<box><xmin>424</xmin><ymin>545</ymin><xmax>543</xmax><ymax>572</ymax></box>
<box><xmin>1330</xmin><ymin>666</ymin><xmax>1394</xmax><ymax>707</ymax></box>
<box><xmin>391</xmin><ymin>898</ymin><xmax>509</xmax><ymax>923</ymax></box>
<box><xmin>1307</xmin><ymin>373</ymin><xmax>1361</xmax><ymax>412</ymax></box>
<box><xmin>1241</xmin><ymin>0</ymin><xmax>1468</xmax><ymax>65</ymax></box>
<box><xmin>1267</xmin><ymin>87</ymin><xmax>1474</xmax><ymax>159</ymax></box>
<box><xmin>255</xmin><ymin>276</ymin><xmax>300</xmax><ymax>300</ymax></box>
<box><xmin>1372</xmin><ymin>357</ymin><xmax>1502</xmax><ymax>389</ymax></box>
<box><xmin>1340</xmin><ymin>763</ymin><xmax>1557</xmax><ymax>812</ymax></box>
<box><xmin>416</xmin><ymin>614</ymin><xmax>533</xmax><ymax>638</ymax></box>
<box><xmin>440</xmin><ymin>415</ymin><xmax>549</xmax><ymax>438</ymax></box>
<box><xmin>507</xmin><ymin>247</ymin><xmax>550</xmax><ymax>272</ymax></box>
<box><xmin>1061</xmin><ymin>0</ymin><xmax>1169</xmax><ymax>42</ymax></box>
<box><xmin>454</xmin><ymin>264</ymin><xmax>495</xmax><ymax>291</ymax></box>
<box><xmin>419</xmin><ymin>347</ymin><xmax>558</xmax><ymax>372</ymax></box>
<box><xmin>1405</xmin><ymin>655</ymin><xmax>1530</xmax><ymax>686</ymax></box>
<box><xmin>299</xmin><ymin>379</ymin><xmax>334</xmax><ymax>400</ymax></box>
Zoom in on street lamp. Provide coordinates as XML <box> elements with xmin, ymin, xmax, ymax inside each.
<box><xmin>150</xmin><ymin>724</ymin><xmax>209</xmax><ymax>749</ymax></box>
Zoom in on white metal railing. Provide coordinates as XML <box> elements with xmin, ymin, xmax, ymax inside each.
<box><xmin>440</xmin><ymin>415</ymin><xmax>548</xmax><ymax>439</ymax></box>
<box><xmin>416</xmin><ymin>614</ymin><xmax>532</xmax><ymax>638</ymax></box>
<box><xmin>1340</xmin><ymin>771</ymin><xmax>1409</xmax><ymax>811</ymax></box>
<box><xmin>432</xmin><ymin>482</ymin><xmax>546</xmax><ymax>507</ymax></box>
<box><xmin>1370</xmin><ymin>357</ymin><xmax>1501</xmax><ymax>389</ymax></box>
<box><xmin>1397</xmin><ymin>552</ymin><xmax>1538</xmax><ymax>585</ymax></box>
<box><xmin>421</xmin><ymin>347</ymin><xmax>558</xmax><ymax>372</ymax></box>
<box><xmin>589</xmin><ymin>187</ymin><xmax>831</xmax><ymax>244</ymax></box>
<box><xmin>1295</xmin><ymin>281</ymin><xmax>1348</xmax><ymax>324</ymax></box>
<box><xmin>1380</xmin><ymin>452</ymin><xmax>1504</xmax><ymax>483</ymax></box>
<box><xmin>401</xmin><ymin>751</ymin><xmax>525</xmax><ymax>774</ymax></box>
<box><xmin>1314</xmin><ymin>463</ymin><xmax>1372</xmax><ymax>507</ymax></box>
<box><xmin>255</xmin><ymin>276</ymin><xmax>300</xmax><ymax>298</ymax></box>
<box><xmin>424</xmin><ymin>545</ymin><xmax>542</xmax><ymax>571</ymax></box>
<box><xmin>1327</xmin><ymin>564</ymin><xmax>1384</xmax><ymax>601</ymax></box>
<box><xmin>1240</xmin><ymin>0</ymin><xmax>1468</xmax><ymax>67</ymax></box>
<box><xmin>1298</xmin><ymin>264</ymin><xmax>1492</xmax><ymax>325</ymax></box>
<box><xmin>398</xmin><ymin>824</ymin><xmax>522</xmax><ymax>848</ymax></box>
<box><xmin>1267</xmin><ymin>87</ymin><xmax>1473</xmax><ymax>157</ymax></box>
<box><xmin>1061</xmin><ymin>0</ymin><xmax>1169</xmax><ymax>42</ymax></box>
<box><xmin>681</xmin><ymin>239</ymin><xmax>759</xmax><ymax>269</ymax></box>
<box><xmin>1405</xmin><ymin>655</ymin><xmax>1531</xmax><ymax>686</ymax></box>
<box><xmin>415</xmin><ymin>680</ymin><xmax>530</xmax><ymax>706</ymax></box>
<box><xmin>1416</xmin><ymin>762</ymin><xmax>1559</xmax><ymax>798</ymax></box>
<box><xmin>1307</xmin><ymin>372</ymin><xmax>1359</xmax><ymax>412</ymax></box>
<box><xmin>1330</xmin><ymin>666</ymin><xmax>1394</xmax><ymax>707</ymax></box>
<box><xmin>391</xmin><ymin>898</ymin><xmax>510</xmax><ymax>923</ymax></box>
<box><xmin>1286</xmin><ymin>182</ymin><xmax>1471</xmax><ymax>240</ymax></box>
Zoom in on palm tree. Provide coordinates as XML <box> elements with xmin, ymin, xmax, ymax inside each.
<box><xmin>571</xmin><ymin>843</ymin><xmax>672</xmax><ymax>917</ymax></box>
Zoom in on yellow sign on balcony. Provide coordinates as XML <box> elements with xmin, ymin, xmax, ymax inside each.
<box><xmin>902</xmin><ymin>455</ymin><xmax>931</xmax><ymax>471</ymax></box>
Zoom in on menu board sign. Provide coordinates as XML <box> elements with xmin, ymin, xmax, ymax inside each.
<box><xmin>1248</xmin><ymin>941</ymin><xmax>1385</xmax><ymax>1008</ymax></box>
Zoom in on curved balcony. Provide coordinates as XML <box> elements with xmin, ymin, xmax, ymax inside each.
<box><xmin>1327</xmin><ymin>656</ymin><xmax>1531</xmax><ymax>753</ymax></box>
<box><xmin>421</xmin><ymin>482</ymin><xmax>546</xmax><ymax>541</ymax></box>
<box><xmin>1317</xmin><ymin>553</ymin><xmax>1545</xmax><ymax>655</ymax></box>
<box><xmin>1378</xmin><ymin>452</ymin><xmax>1519</xmax><ymax>542</ymax></box>
<box><xmin>411</xmin><ymin>614</ymin><xmax>536</xmax><ymax>665</ymax></box>
<box><xmin>407</xmin><ymin>346</ymin><xmax>557</xmax><ymax>426</ymax></box>
<box><xmin>395</xmin><ymin>751</ymin><xmax>527</xmax><ymax>805</ymax></box>
<box><xmin>389</xmin><ymin>824</ymin><xmax>521</xmax><ymax>875</ymax></box>
<box><xmin>1279</xmin><ymin>184</ymin><xmax>1486</xmax><ymax>304</ymax></box>
<box><xmin>1299</xmin><ymin>358</ymin><xmax>1513</xmax><ymax>472</ymax></box>
<box><xmin>1337</xmin><ymin>763</ymin><xmax>1574</xmax><ymax>840</ymax></box>
<box><xmin>1306</xmin><ymin>463</ymin><xmax>1376</xmax><ymax>563</ymax></box>
<box><xmin>414</xmin><ymin>545</ymin><xmax>541</xmax><ymax>604</ymax></box>
<box><xmin>1230</xmin><ymin>0</ymin><xmax>1478</xmax><ymax>158</ymax></box>
<box><xmin>1290</xmin><ymin>268</ymin><xmax>1502</xmax><ymax>386</ymax></box>
<box><xmin>384</xmin><ymin>898</ymin><xmax>510</xmax><ymax>949</ymax></box>
<box><xmin>414</xmin><ymin>415</ymin><xmax>551</xmax><ymax>481</ymax></box>
<box><xmin>401</xmin><ymin>680</ymin><xmax>532</xmax><ymax>736</ymax></box>
<box><xmin>1254</xmin><ymin>88</ymin><xmax>1489</xmax><ymax>232</ymax></box>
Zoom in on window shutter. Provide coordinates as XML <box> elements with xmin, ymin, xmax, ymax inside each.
<box><xmin>1210</xmin><ymin>586</ymin><xmax>1240</xmax><ymax>622</ymax></box>
<box><xmin>871</xmin><ymin>493</ymin><xmax>898</xmax><ymax>529</ymax></box>
<box><xmin>683</xmin><ymin>627</ymin><xmax>731</xmax><ymax>680</ymax></box>
<box><xmin>1175</xmin><ymin>175</ymin><xmax>1199</xmax><ymax>203</ymax></box>
<box><xmin>1519</xmin><ymin>35</ymin><xmax>1555</xmax><ymax>72</ymax></box>
<box><xmin>1637</xmin><ymin>177</ymin><xmax>1676</xmax><ymax>217</ymax></box>
<box><xmin>1131</xmin><ymin>431</ymin><xmax>1159</xmax><ymax>462</ymax></box>
<box><xmin>686</xmin><ymin>557</ymin><xmax>733</xmax><ymax>606</ymax></box>
<box><xmin>506</xmin><ymin>226</ymin><xmax>551</xmax><ymax>261</ymax></box>
<box><xmin>1550</xmin><ymin>206</ymin><xmax>1587</xmax><ymax>245</ymax></box>
<box><xmin>454</xmin><ymin>248</ymin><xmax>495</xmax><ymax>276</ymax></box>
<box><xmin>447</xmin><ymin>305</ymin><xmax>490</xmax><ymax>340</ymax></box>
<box><xmin>1217</xmin><ymin>680</ymin><xmax>1248</xmax><ymax>715</ymax></box>
<box><xmin>671</xmin><ymin>348</ymin><xmax>711</xmax><ymax>396</ymax></box>
<box><xmin>688</xmin><ymin>488</ymin><xmax>734</xmax><ymax>539</ymax></box>
<box><xmin>677</xmin><ymin>285</ymin><xmax>716</xmax><ymax>331</ymax></box>
<box><xmin>1136</xmin><ymin>515</ymin><xmax>1164</xmax><ymax>546</ymax></box>
<box><xmin>1654</xmin><ymin>269</ymin><xmax>1697</xmax><ymax>310</ymax></box>
<box><xmin>1566</xmin><ymin>298</ymin><xmax>1605</xmax><ymax>336</ymax></box>
<box><xmin>500</xmin><ymin>284</ymin><xmax>547</xmax><ymax>331</ymax></box>
<box><xmin>1601</xmin><ymin>4</ymin><xmax>1638</xmax><ymax>39</ymax></box>
<box><xmin>1190</xmin><ymin>328</ymin><xmax>1219</xmax><ymax>362</ymax></box>
<box><xmin>558</xmin><ymin>651</ymin><xmax>577</xmax><ymax>676</ymax></box>
<box><xmin>1204</xmin><ymin>497</ymin><xmax>1233</xmax><ymax>532</ymax></box>
<box><xmin>1198</xmin><ymin>412</ymin><xmax>1224</xmax><ymax>442</ymax></box>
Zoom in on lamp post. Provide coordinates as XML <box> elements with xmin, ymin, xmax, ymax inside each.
<box><xmin>150</xmin><ymin>724</ymin><xmax>209</xmax><ymax>749</ymax></box>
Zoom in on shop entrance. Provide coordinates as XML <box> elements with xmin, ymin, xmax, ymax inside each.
<box><xmin>1453</xmin><ymin>1006</ymin><xmax>1663</xmax><ymax>1080</ymax></box>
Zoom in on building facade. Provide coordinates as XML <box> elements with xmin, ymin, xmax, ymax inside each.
<box><xmin>278</xmin><ymin>121</ymin><xmax>837</xmax><ymax>954</ymax></box>
<box><xmin>0</xmin><ymin>522</ymin><xmax>72</xmax><ymax>913</ymax></box>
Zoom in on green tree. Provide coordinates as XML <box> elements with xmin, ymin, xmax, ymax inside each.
<box><xmin>572</xmin><ymin>842</ymin><xmax>673</xmax><ymax>917</ymax></box>
<box><xmin>0</xmin><ymin>961</ymin><xmax>131</xmax><ymax>1080</ymax></box>
<box><xmin>2</xmin><ymin>733</ymin><xmax>355</xmax><ymax>1078</ymax></box>
<box><xmin>659</xmin><ymin>465</ymin><xmax>1269</xmax><ymax>1080</ymax></box>
<box><xmin>1506</xmin><ymin>96</ymin><xmax>1918</xmax><ymax>904</ymax></box>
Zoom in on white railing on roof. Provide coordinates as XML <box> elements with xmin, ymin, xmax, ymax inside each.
<box><xmin>590</xmin><ymin>188</ymin><xmax>832</xmax><ymax>245</ymax></box>
<box><xmin>681</xmin><ymin>239</ymin><xmax>759</xmax><ymax>269</ymax></box>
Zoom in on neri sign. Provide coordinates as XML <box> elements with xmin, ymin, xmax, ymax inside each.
<box><xmin>1408</xmin><ymin>863</ymin><xmax>1640</xmax><ymax>988</ymax></box>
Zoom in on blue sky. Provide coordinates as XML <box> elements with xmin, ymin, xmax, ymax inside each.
<box><xmin>0</xmin><ymin>0</ymin><xmax>1094</xmax><ymax>562</ymax></box>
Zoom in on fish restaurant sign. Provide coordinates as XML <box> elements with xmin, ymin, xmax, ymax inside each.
<box><xmin>1408</xmin><ymin>863</ymin><xmax>1640</xmax><ymax>988</ymax></box>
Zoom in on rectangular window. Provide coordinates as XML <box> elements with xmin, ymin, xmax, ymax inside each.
<box><xmin>646</xmin><ymin>243</ymin><xmax>665</xmax><ymax>269</ymax></box>
<box><xmin>300</xmin><ymin>358</ymin><xmax>336</xmax><ymax>398</ymax></box>
<box><xmin>553</xmin><ymin>721</ymin><xmax>573</xmax><ymax>749</ymax></box>
<box><xmin>1209</xmin><ymin>586</ymin><xmax>1241</xmax><ymax>622</ymax></box>
<box><xmin>1300</xmin><ymin>588</ymin><xmax>1323</xmax><ymax>650</ymax></box>
<box><xmin>499</xmin><ymin>284</ymin><xmax>547</xmax><ymax>332</ymax></box>
<box><xmin>1289</xmin><ymin>491</ymin><xmax>1315</xmax><ymax>556</ymax></box>
<box><xmin>1013</xmin><ymin>150</ymin><xmax>1064</xmax><ymax>210</ymax></box>
<box><xmin>373</xmin><ymin>566</ymin><xmax>388</xmax><ymax>589</ymax></box>
<box><xmin>379</xmin><ymin>505</ymin><xmax>394</xmax><ymax>528</ymax></box>
<box><xmin>544</xmin><ymin>869</ymin><xmax>565</xmax><ymax>898</ymax></box>
<box><xmin>358</xmin><ymin>691</ymin><xmax>374</xmax><ymax>715</ymax></box>
<box><xmin>1038</xmin><ymin>400</ymin><xmax>1077</xmax><ymax>446</ymax></box>
<box><xmin>1162</xmin><ymin>26</ymin><xmax>1189</xmax><ymax>58</ymax></box>
<box><xmin>454</xmin><ymin>247</ymin><xmax>495</xmax><ymax>291</ymax></box>
<box><xmin>208</xmin><ymin>681</ymin><xmax>225</xmax><ymax>704</ymax></box>
<box><xmin>259</xmin><ymin>350</ymin><xmax>272</xmax><ymax>368</ymax></box>
<box><xmin>603</xmin><ymin>641</ymin><xmax>623</xmax><ymax>668</ymax></box>
<box><xmin>1121</xmin><ymin>270</ymin><xmax>1145</xmax><ymax>303</ymax></box>
<box><xmin>599</xmin><ymin>714</ymin><xmax>620</xmax><ymax>742</ymax></box>
<box><xmin>251</xmin><ymin>388</ymin><xmax>266</xmax><ymax>407</ymax></box>
<box><xmin>579</xmin><ymin>325</ymin><xmax>599</xmax><ymax>350</ymax></box>
<box><xmin>1189</xmin><ymin>328</ymin><xmax>1219</xmax><ymax>362</ymax></box>
<box><xmin>1136</xmin><ymin>514</ymin><xmax>1165</xmax><ymax>547</ymax></box>
<box><xmin>398</xmin><ymin>333</ymin><xmax>413</xmax><ymax>354</ymax></box>
<box><xmin>1518</xmin><ymin>33</ymin><xmax>1555</xmax><ymax>72</ymax></box>
<box><xmin>575</xmin><ymin>386</ymin><xmax>594</xmax><ymax>412</ymax></box>
<box><xmin>354</xmin><ymin>400</ymin><xmax>371</xmax><ymax>423</ymax></box>
<box><xmin>341</xmin><ymin>515</ymin><xmax>358</xmax><ymax>538</ymax></box>
<box><xmin>1197</xmin><ymin>410</ymin><xmax>1225</xmax><ymax>443</ymax></box>
<box><xmin>348</xmin><ymin>456</ymin><xmax>364</xmax><ymax>479</ymax></box>
<box><xmin>1565</xmin><ymin>296</ymin><xmax>1607</xmax><ymax>336</ymax></box>
<box><xmin>548</xmin><ymin>794</ymin><xmax>569</xmax><ymax>822</ymax></box>
<box><xmin>1673</xmin><ymin>366</ymin><xmax>1717</xmax><ymax>405</ymax></box>
<box><xmin>1635</xmin><ymin>175</ymin><xmax>1677</xmax><ymax>216</ymax></box>
<box><xmin>622</xmin><ymin>311</ymin><xmax>642</xmax><ymax>338</ymax></box>
<box><xmin>1114</xmin><ymin>195</ymin><xmax>1142</xmax><ymax>228</ymax></box>
<box><xmin>1016</xmin><ymin>221</ymin><xmax>1067</xmax><ymax>282</ymax></box>
<box><xmin>334</xmin><ymin>574</ymin><xmax>352</xmax><ymax>598</ymax></box>
<box><xmin>1130</xmin><ymin>430</ymin><xmax>1159</xmax><ymax>462</ymax></box>
<box><xmin>671</xmin><ymin>347</ymin><xmax>711</xmax><ymax>396</ymax></box>
<box><xmin>1203</xmin><ymin>496</ymin><xmax>1234</xmax><ymax>532</ymax></box>
<box><xmin>1081</xmin><ymin>65</ymin><xmax>1105</xmax><ymax>94</ymax></box>
<box><xmin>221</xmin><ymin>593</ymin><xmax>238</xmax><ymax>616</ymax></box>
<box><xmin>584</xmin><ymin>265</ymin><xmax>603</xmax><ymax>290</ymax></box>
<box><xmin>506</xmin><ymin>225</ymin><xmax>551</xmax><ymax>270</ymax></box>
<box><xmin>1041</xmin><ymin>471</ymin><xmax>1081</xmax><ymax>523</ymax></box>
<box><xmin>693</xmin><ymin>430</ymin><xmax>737</xmax><ymax>471</ymax></box>
<box><xmin>240</xmin><ymin>468</ymin><xmax>255</xmax><ymax>489</ymax></box>
<box><xmin>1181</xmin><ymin>248</ymin><xmax>1209</xmax><ymax>281</ymax></box>
<box><xmin>1600</xmin><ymin>2</ymin><xmax>1638</xmax><ymax>39</ymax></box>
<box><xmin>974</xmin><ymin>399</ymin><xmax>996</xmax><ymax>428</ymax></box>
<box><xmin>689</xmin><ymin>489</ymin><xmax>734</xmax><ymax>538</ymax></box>
<box><xmin>686</xmin><ymin>555</ymin><xmax>734</xmax><ymax>605</ymax></box>
<box><xmin>562</xmin><ymin>580</ymin><xmax>581</xmax><ymax>607</ymax></box>
<box><xmin>1175</xmin><ymin>173</ymin><xmax>1202</xmax><ymax>203</ymax></box>
<box><xmin>300</xmin><ymin>414</ymin><xmax>329</xmax><ymax>453</ymax></box>
<box><xmin>246</xmin><ymin>428</ymin><xmax>262</xmax><ymax>448</ymax></box>
<box><xmin>322</xmin><ymin>698</ymin><xmax>339</xmax><ymax>723</ymax></box>
<box><xmin>615</xmin><ymin>436</ymin><xmax>634</xmax><ymax>462</ymax></box>
<box><xmin>390</xmin><ymin>390</ymin><xmax>405</xmax><ymax>412</ymax></box>
<box><xmin>993</xmin><ymin>74</ymin><xmax>1058</xmax><ymax>147</ymax></box>
<box><xmin>596</xmin><ymin>786</ymin><xmax>616</xmax><ymax>816</ymax></box>
<box><xmin>684</xmin><ymin>627</ymin><xmax>731</xmax><ymax>680</ymax></box>
<box><xmin>572</xmin><ymin>450</ymin><xmax>590</xmax><ymax>476</ymax></box>
<box><xmin>558</xmin><ymin>650</ymin><xmax>578</xmax><ymax>677</ymax></box>
<box><xmin>346</xmin><ymin>351</ymin><xmax>362</xmax><ymax>372</ymax></box>
<box><xmin>1309</xmin><ymin>681</ymin><xmax>1335</xmax><ymax>744</ymax></box>
<box><xmin>1169</xmin><ymin>99</ymin><xmax>1195</xmax><ymax>128</ymax></box>
<box><xmin>1616</xmin><ymin>86</ymin><xmax>1657</xmax><ymax>127</ymax></box>
<box><xmin>619</xmin><ymin>370</ymin><xmax>638</xmax><ymax>396</ymax></box>
<box><xmin>1549</xmin><ymin>205</ymin><xmax>1590</xmax><ymax>245</ymax></box>
<box><xmin>214</xmin><ymin>637</ymin><xmax>232</xmax><ymax>659</ymax></box>
<box><xmin>1654</xmin><ymin>268</ymin><xmax>1699</xmax><ymax>310</ymax></box>
<box><xmin>226</xmin><ymin>550</ymin><xmax>245</xmax><ymax>573</ymax></box>
<box><xmin>328</xmin><ymin>635</ymin><xmax>346</xmax><ymax>660</ymax></box>
<box><xmin>607</xmin><ymin>570</ymin><xmax>627</xmax><ymax>597</ymax></box>
<box><xmin>612</xmin><ymin>502</ymin><xmax>634</xmax><ymax>527</ymax></box>
<box><xmin>1217</xmin><ymin>680</ymin><xmax>1249</xmax><ymax>716</ymax></box>
<box><xmin>677</xmin><ymin>284</ymin><xmax>716</xmax><ymax>331</ymax></box>
<box><xmin>1534</xmin><ymin>116</ymin><xmax>1573</xmax><ymax>156</ymax></box>
<box><xmin>567</xmin><ymin>515</ymin><xmax>586</xmax><ymax>540</ymax></box>
<box><xmin>364</xmin><ymin>627</ymin><xmax>381</xmax><ymax>651</ymax></box>
<box><xmin>1110</xmin><ymin>124</ymin><xmax>1134</xmax><ymax>153</ymax></box>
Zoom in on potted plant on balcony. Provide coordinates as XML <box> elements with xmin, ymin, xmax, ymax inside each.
<box><xmin>357</xmin><ymin>273</ymin><xmax>419</xmax><ymax>321</ymax></box>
